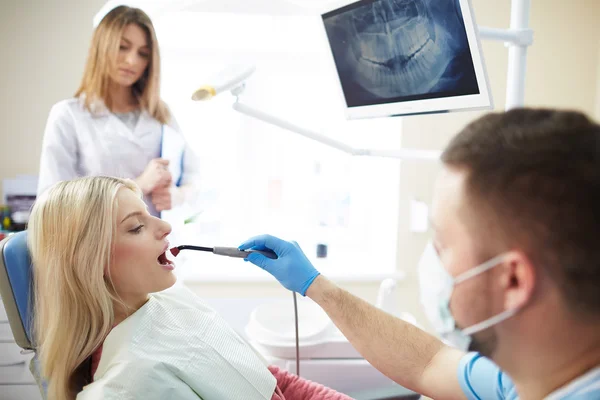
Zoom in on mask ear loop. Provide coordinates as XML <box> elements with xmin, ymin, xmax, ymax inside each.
<box><xmin>453</xmin><ymin>254</ymin><xmax>508</xmax><ymax>284</ymax></box>
<box><xmin>454</xmin><ymin>254</ymin><xmax>520</xmax><ymax>336</ymax></box>
<box><xmin>462</xmin><ymin>309</ymin><xmax>518</xmax><ymax>336</ymax></box>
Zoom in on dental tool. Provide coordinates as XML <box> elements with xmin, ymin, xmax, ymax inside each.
<box><xmin>170</xmin><ymin>245</ymin><xmax>278</xmax><ymax>260</ymax></box>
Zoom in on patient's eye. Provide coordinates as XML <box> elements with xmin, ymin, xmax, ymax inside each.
<box><xmin>129</xmin><ymin>225</ymin><xmax>144</xmax><ymax>234</ymax></box>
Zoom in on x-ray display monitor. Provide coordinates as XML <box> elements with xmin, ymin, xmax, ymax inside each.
<box><xmin>322</xmin><ymin>0</ymin><xmax>492</xmax><ymax>119</ymax></box>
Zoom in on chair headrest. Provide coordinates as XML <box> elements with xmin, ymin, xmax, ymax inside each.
<box><xmin>0</xmin><ymin>231</ymin><xmax>33</xmax><ymax>350</ymax></box>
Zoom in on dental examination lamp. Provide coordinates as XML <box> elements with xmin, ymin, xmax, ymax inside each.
<box><xmin>192</xmin><ymin>65</ymin><xmax>257</xmax><ymax>101</ymax></box>
<box><xmin>191</xmin><ymin>65</ymin><xmax>441</xmax><ymax>161</ymax></box>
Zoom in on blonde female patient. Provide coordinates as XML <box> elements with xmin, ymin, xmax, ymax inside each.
<box><xmin>29</xmin><ymin>176</ymin><xmax>352</xmax><ymax>400</ymax></box>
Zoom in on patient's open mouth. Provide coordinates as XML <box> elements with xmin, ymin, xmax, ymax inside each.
<box><xmin>157</xmin><ymin>251</ymin><xmax>175</xmax><ymax>269</ymax></box>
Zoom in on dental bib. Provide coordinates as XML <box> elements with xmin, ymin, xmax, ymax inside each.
<box><xmin>77</xmin><ymin>285</ymin><xmax>276</xmax><ymax>400</ymax></box>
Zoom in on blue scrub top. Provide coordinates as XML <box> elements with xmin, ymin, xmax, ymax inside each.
<box><xmin>458</xmin><ymin>353</ymin><xmax>600</xmax><ymax>399</ymax></box>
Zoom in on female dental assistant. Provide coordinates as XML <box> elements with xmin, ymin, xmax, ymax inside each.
<box><xmin>37</xmin><ymin>5</ymin><xmax>199</xmax><ymax>216</ymax></box>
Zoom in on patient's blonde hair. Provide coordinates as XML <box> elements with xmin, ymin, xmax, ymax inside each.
<box><xmin>75</xmin><ymin>5</ymin><xmax>170</xmax><ymax>124</ymax></box>
<box><xmin>28</xmin><ymin>176</ymin><xmax>140</xmax><ymax>400</ymax></box>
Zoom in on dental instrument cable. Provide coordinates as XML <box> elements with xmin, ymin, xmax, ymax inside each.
<box><xmin>293</xmin><ymin>291</ymin><xmax>300</xmax><ymax>376</ymax></box>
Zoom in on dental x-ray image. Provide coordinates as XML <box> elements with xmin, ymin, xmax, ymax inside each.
<box><xmin>323</xmin><ymin>0</ymin><xmax>480</xmax><ymax>108</ymax></box>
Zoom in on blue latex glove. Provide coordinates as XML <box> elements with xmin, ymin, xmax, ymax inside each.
<box><xmin>239</xmin><ymin>234</ymin><xmax>320</xmax><ymax>296</ymax></box>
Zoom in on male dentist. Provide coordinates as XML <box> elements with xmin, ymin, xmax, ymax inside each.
<box><xmin>241</xmin><ymin>108</ymin><xmax>600</xmax><ymax>399</ymax></box>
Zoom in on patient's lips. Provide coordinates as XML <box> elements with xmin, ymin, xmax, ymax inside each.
<box><xmin>170</xmin><ymin>247</ymin><xmax>181</xmax><ymax>257</ymax></box>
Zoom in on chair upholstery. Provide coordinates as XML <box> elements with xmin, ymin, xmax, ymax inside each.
<box><xmin>0</xmin><ymin>231</ymin><xmax>34</xmax><ymax>350</ymax></box>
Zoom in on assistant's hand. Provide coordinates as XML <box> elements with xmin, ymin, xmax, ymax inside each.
<box><xmin>136</xmin><ymin>158</ymin><xmax>172</xmax><ymax>195</ymax></box>
<box><xmin>239</xmin><ymin>234</ymin><xmax>320</xmax><ymax>295</ymax></box>
<box><xmin>151</xmin><ymin>185</ymin><xmax>172</xmax><ymax>211</ymax></box>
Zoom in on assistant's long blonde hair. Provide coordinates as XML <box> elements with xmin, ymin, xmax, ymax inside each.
<box><xmin>28</xmin><ymin>176</ymin><xmax>140</xmax><ymax>400</ymax></box>
<box><xmin>75</xmin><ymin>5</ymin><xmax>170</xmax><ymax>124</ymax></box>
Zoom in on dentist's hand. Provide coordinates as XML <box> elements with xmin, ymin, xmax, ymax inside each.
<box><xmin>239</xmin><ymin>235</ymin><xmax>320</xmax><ymax>296</ymax></box>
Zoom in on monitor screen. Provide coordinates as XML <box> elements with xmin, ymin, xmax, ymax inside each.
<box><xmin>321</xmin><ymin>0</ymin><xmax>492</xmax><ymax>119</ymax></box>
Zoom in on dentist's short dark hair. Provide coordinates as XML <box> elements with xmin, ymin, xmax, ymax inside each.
<box><xmin>442</xmin><ymin>108</ymin><xmax>600</xmax><ymax>315</ymax></box>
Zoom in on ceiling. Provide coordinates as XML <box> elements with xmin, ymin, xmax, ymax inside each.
<box><xmin>178</xmin><ymin>0</ymin><xmax>324</xmax><ymax>15</ymax></box>
<box><xmin>94</xmin><ymin>0</ymin><xmax>346</xmax><ymax>26</ymax></box>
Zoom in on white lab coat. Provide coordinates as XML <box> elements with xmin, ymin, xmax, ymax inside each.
<box><xmin>76</xmin><ymin>285</ymin><xmax>277</xmax><ymax>400</ymax></box>
<box><xmin>38</xmin><ymin>97</ymin><xmax>199</xmax><ymax>216</ymax></box>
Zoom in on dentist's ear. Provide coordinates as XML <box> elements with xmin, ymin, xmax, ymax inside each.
<box><xmin>502</xmin><ymin>251</ymin><xmax>535</xmax><ymax>311</ymax></box>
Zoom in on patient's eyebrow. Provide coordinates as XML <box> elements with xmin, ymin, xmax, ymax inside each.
<box><xmin>120</xmin><ymin>211</ymin><xmax>143</xmax><ymax>224</ymax></box>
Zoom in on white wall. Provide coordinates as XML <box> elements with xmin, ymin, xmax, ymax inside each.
<box><xmin>596</xmin><ymin>35</ymin><xmax>600</xmax><ymax>120</ymax></box>
<box><xmin>1</xmin><ymin>0</ymin><xmax>600</xmax><ymax>328</ymax></box>
<box><xmin>0</xmin><ymin>0</ymin><xmax>106</xmax><ymax>195</ymax></box>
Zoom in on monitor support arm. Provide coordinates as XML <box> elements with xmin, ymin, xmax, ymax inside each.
<box><xmin>230</xmin><ymin>0</ymin><xmax>532</xmax><ymax>161</ymax></box>
<box><xmin>221</xmin><ymin>0</ymin><xmax>533</xmax><ymax>161</ymax></box>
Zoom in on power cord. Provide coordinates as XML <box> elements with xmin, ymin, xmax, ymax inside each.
<box><xmin>293</xmin><ymin>291</ymin><xmax>300</xmax><ymax>376</ymax></box>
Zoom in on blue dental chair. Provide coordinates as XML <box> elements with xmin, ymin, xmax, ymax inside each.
<box><xmin>0</xmin><ymin>231</ymin><xmax>46</xmax><ymax>397</ymax></box>
<box><xmin>0</xmin><ymin>231</ymin><xmax>33</xmax><ymax>350</ymax></box>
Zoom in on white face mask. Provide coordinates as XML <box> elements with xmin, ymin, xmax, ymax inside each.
<box><xmin>417</xmin><ymin>242</ymin><xmax>518</xmax><ymax>351</ymax></box>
